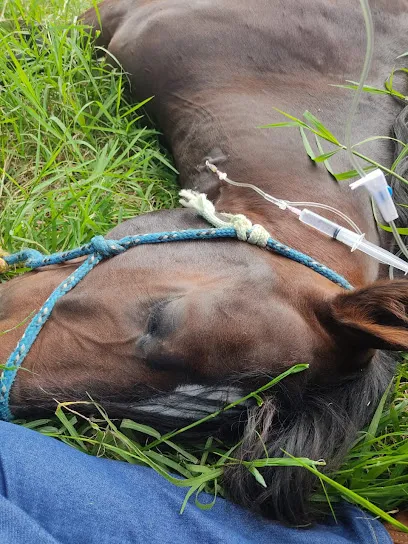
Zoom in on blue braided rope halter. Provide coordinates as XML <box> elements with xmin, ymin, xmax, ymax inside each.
<box><xmin>0</xmin><ymin>227</ymin><xmax>352</xmax><ymax>421</ymax></box>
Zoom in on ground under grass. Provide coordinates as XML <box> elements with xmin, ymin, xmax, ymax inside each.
<box><xmin>1</xmin><ymin>0</ymin><xmax>408</xmax><ymax>529</ymax></box>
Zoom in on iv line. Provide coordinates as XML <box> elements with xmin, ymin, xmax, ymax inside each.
<box><xmin>205</xmin><ymin>161</ymin><xmax>408</xmax><ymax>275</ymax></box>
<box><xmin>345</xmin><ymin>0</ymin><xmax>408</xmax><ymax>268</ymax></box>
<box><xmin>344</xmin><ymin>0</ymin><xmax>374</xmax><ymax>180</ymax></box>
<box><xmin>205</xmin><ymin>161</ymin><xmax>362</xmax><ymax>234</ymax></box>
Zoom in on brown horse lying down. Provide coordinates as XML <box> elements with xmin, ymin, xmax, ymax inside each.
<box><xmin>2</xmin><ymin>0</ymin><xmax>408</xmax><ymax>525</ymax></box>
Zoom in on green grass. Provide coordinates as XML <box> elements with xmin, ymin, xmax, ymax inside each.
<box><xmin>0</xmin><ymin>0</ymin><xmax>178</xmax><ymax>256</ymax></box>
<box><xmin>2</xmin><ymin>0</ymin><xmax>408</xmax><ymax>531</ymax></box>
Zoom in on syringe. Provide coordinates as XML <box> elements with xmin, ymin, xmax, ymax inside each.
<box><xmin>205</xmin><ymin>161</ymin><xmax>408</xmax><ymax>274</ymax></box>
<box><xmin>299</xmin><ymin>209</ymin><xmax>408</xmax><ymax>274</ymax></box>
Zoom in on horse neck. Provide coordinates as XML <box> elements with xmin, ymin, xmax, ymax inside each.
<box><xmin>162</xmin><ymin>87</ymin><xmax>381</xmax><ymax>285</ymax></box>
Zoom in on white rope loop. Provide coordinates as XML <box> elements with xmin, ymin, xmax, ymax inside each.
<box><xmin>179</xmin><ymin>190</ymin><xmax>270</xmax><ymax>247</ymax></box>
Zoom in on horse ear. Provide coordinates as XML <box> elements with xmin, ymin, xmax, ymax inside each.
<box><xmin>329</xmin><ymin>280</ymin><xmax>408</xmax><ymax>351</ymax></box>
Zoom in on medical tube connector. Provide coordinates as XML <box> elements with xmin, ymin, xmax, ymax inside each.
<box><xmin>299</xmin><ymin>209</ymin><xmax>408</xmax><ymax>274</ymax></box>
<box><xmin>349</xmin><ymin>169</ymin><xmax>398</xmax><ymax>222</ymax></box>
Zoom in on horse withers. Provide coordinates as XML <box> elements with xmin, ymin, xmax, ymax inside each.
<box><xmin>1</xmin><ymin>0</ymin><xmax>408</xmax><ymax>524</ymax></box>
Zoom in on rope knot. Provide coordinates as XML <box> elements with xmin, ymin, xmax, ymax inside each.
<box><xmin>222</xmin><ymin>215</ymin><xmax>270</xmax><ymax>247</ymax></box>
<box><xmin>179</xmin><ymin>190</ymin><xmax>271</xmax><ymax>247</ymax></box>
<box><xmin>247</xmin><ymin>225</ymin><xmax>270</xmax><ymax>247</ymax></box>
<box><xmin>90</xmin><ymin>236</ymin><xmax>126</xmax><ymax>258</ymax></box>
<box><xmin>24</xmin><ymin>250</ymin><xmax>49</xmax><ymax>269</ymax></box>
<box><xmin>226</xmin><ymin>214</ymin><xmax>253</xmax><ymax>241</ymax></box>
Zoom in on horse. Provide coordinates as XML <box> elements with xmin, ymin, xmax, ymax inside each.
<box><xmin>1</xmin><ymin>0</ymin><xmax>408</xmax><ymax>525</ymax></box>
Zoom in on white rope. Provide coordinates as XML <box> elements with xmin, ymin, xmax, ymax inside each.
<box><xmin>179</xmin><ymin>190</ymin><xmax>227</xmax><ymax>228</ymax></box>
<box><xmin>179</xmin><ymin>190</ymin><xmax>270</xmax><ymax>247</ymax></box>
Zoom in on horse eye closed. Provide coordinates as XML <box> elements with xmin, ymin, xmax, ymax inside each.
<box><xmin>146</xmin><ymin>300</ymin><xmax>175</xmax><ymax>336</ymax></box>
<box><xmin>147</xmin><ymin>310</ymin><xmax>161</xmax><ymax>335</ymax></box>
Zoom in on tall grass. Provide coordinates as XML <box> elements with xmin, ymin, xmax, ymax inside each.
<box><xmin>0</xmin><ymin>1</ymin><xmax>178</xmax><ymax>257</ymax></box>
<box><xmin>1</xmin><ymin>0</ymin><xmax>408</xmax><ymax>530</ymax></box>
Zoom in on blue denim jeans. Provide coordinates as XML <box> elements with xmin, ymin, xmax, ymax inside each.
<box><xmin>0</xmin><ymin>421</ymin><xmax>390</xmax><ymax>543</ymax></box>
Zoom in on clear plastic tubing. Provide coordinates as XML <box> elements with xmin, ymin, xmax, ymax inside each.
<box><xmin>344</xmin><ymin>0</ymin><xmax>374</xmax><ymax>179</ymax></box>
<box><xmin>299</xmin><ymin>209</ymin><xmax>408</xmax><ymax>274</ymax></box>
<box><xmin>345</xmin><ymin>0</ymin><xmax>408</xmax><ymax>264</ymax></box>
